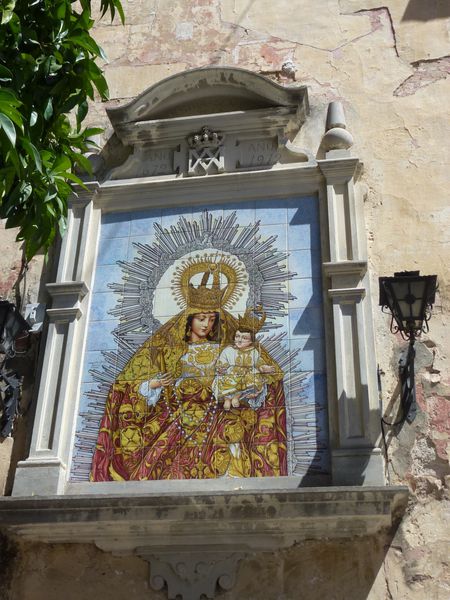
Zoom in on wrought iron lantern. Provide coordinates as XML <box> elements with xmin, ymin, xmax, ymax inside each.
<box><xmin>379</xmin><ymin>271</ymin><xmax>437</xmax><ymax>340</ymax></box>
<box><xmin>0</xmin><ymin>301</ymin><xmax>30</xmax><ymax>438</ymax></box>
<box><xmin>0</xmin><ymin>300</ymin><xmax>30</xmax><ymax>355</ymax></box>
<box><xmin>379</xmin><ymin>271</ymin><xmax>438</xmax><ymax>423</ymax></box>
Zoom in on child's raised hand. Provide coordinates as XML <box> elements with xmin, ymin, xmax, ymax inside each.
<box><xmin>259</xmin><ymin>364</ymin><xmax>275</xmax><ymax>374</ymax></box>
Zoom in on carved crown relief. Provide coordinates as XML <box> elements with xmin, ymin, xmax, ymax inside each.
<box><xmin>97</xmin><ymin>67</ymin><xmax>312</xmax><ymax>181</ymax></box>
<box><xmin>187</xmin><ymin>126</ymin><xmax>225</xmax><ymax>176</ymax></box>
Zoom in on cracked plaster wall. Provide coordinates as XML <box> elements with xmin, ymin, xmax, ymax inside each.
<box><xmin>1</xmin><ymin>1</ymin><xmax>449</xmax><ymax>598</ymax></box>
<box><xmin>0</xmin><ymin>534</ymin><xmax>409</xmax><ymax>600</ymax></box>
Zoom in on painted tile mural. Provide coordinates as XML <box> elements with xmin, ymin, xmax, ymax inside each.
<box><xmin>70</xmin><ymin>197</ymin><xmax>329</xmax><ymax>482</ymax></box>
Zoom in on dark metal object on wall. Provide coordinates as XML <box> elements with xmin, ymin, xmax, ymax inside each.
<box><xmin>379</xmin><ymin>270</ymin><xmax>437</xmax><ymax>428</ymax></box>
<box><xmin>0</xmin><ymin>301</ymin><xmax>31</xmax><ymax>437</ymax></box>
<box><xmin>379</xmin><ymin>271</ymin><xmax>437</xmax><ymax>340</ymax></box>
<box><xmin>398</xmin><ymin>340</ymin><xmax>416</xmax><ymax>424</ymax></box>
<box><xmin>0</xmin><ymin>301</ymin><xmax>30</xmax><ymax>355</ymax></box>
<box><xmin>0</xmin><ymin>367</ymin><xmax>23</xmax><ymax>438</ymax></box>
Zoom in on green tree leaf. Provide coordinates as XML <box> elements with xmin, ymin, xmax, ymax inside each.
<box><xmin>20</xmin><ymin>137</ymin><xmax>42</xmax><ymax>172</ymax></box>
<box><xmin>0</xmin><ymin>64</ymin><xmax>13</xmax><ymax>81</ymax></box>
<box><xmin>43</xmin><ymin>97</ymin><xmax>53</xmax><ymax>121</ymax></box>
<box><xmin>1</xmin><ymin>0</ymin><xmax>17</xmax><ymax>25</ymax></box>
<box><xmin>0</xmin><ymin>113</ymin><xmax>17</xmax><ymax>145</ymax></box>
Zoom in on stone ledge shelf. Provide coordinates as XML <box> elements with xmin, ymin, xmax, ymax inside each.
<box><xmin>0</xmin><ymin>486</ymin><xmax>408</xmax><ymax>554</ymax></box>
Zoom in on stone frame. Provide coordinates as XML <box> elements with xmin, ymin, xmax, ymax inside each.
<box><xmin>11</xmin><ymin>67</ymin><xmax>385</xmax><ymax>497</ymax></box>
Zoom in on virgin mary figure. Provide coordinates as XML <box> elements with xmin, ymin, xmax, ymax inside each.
<box><xmin>91</xmin><ymin>256</ymin><xmax>288</xmax><ymax>481</ymax></box>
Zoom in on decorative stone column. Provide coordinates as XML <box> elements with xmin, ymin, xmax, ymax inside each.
<box><xmin>319</xmin><ymin>102</ymin><xmax>383</xmax><ymax>485</ymax></box>
<box><xmin>12</xmin><ymin>185</ymin><xmax>100</xmax><ymax>496</ymax></box>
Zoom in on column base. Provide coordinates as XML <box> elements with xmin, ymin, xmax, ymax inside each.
<box><xmin>12</xmin><ymin>458</ymin><xmax>66</xmax><ymax>496</ymax></box>
<box><xmin>332</xmin><ymin>448</ymin><xmax>385</xmax><ymax>486</ymax></box>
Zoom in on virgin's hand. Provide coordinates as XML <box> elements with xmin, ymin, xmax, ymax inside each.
<box><xmin>259</xmin><ymin>364</ymin><xmax>275</xmax><ymax>374</ymax></box>
<box><xmin>160</xmin><ymin>374</ymin><xmax>174</xmax><ymax>387</ymax></box>
<box><xmin>148</xmin><ymin>379</ymin><xmax>163</xmax><ymax>389</ymax></box>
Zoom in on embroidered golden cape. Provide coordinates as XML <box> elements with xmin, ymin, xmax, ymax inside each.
<box><xmin>91</xmin><ymin>307</ymin><xmax>287</xmax><ymax>480</ymax></box>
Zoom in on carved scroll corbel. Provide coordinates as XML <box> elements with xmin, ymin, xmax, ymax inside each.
<box><xmin>138</xmin><ymin>550</ymin><xmax>246</xmax><ymax>600</ymax></box>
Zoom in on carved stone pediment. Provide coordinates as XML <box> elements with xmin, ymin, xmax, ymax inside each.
<box><xmin>106</xmin><ymin>66</ymin><xmax>308</xmax><ymax>125</ymax></box>
<box><xmin>97</xmin><ymin>67</ymin><xmax>312</xmax><ymax>181</ymax></box>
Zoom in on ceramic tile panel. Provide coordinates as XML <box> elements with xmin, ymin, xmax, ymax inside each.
<box><xmin>289</xmin><ymin>277</ymin><xmax>323</xmax><ymax>309</ymax></box>
<box><xmin>129</xmin><ymin>208</ymin><xmax>162</xmax><ymax>236</ymax></box>
<box><xmin>71</xmin><ymin>197</ymin><xmax>329</xmax><ymax>482</ymax></box>
<box><xmin>101</xmin><ymin>212</ymin><xmax>131</xmax><ymax>239</ymax></box>
<box><xmin>97</xmin><ymin>235</ymin><xmax>129</xmax><ymax>266</ymax></box>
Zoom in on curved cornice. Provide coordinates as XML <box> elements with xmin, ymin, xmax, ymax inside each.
<box><xmin>106</xmin><ymin>66</ymin><xmax>308</xmax><ymax>127</ymax></box>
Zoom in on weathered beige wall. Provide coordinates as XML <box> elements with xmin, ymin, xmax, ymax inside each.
<box><xmin>2</xmin><ymin>523</ymin><xmax>448</xmax><ymax>599</ymax></box>
<box><xmin>0</xmin><ymin>532</ymin><xmax>429</xmax><ymax>600</ymax></box>
<box><xmin>1</xmin><ymin>0</ymin><xmax>449</xmax><ymax>598</ymax></box>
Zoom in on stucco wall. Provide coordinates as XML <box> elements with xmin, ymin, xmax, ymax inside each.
<box><xmin>0</xmin><ymin>534</ymin><xmax>402</xmax><ymax>600</ymax></box>
<box><xmin>1</xmin><ymin>1</ymin><xmax>449</xmax><ymax>598</ymax></box>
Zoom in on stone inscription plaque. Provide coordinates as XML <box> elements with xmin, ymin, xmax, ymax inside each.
<box><xmin>239</xmin><ymin>138</ymin><xmax>280</xmax><ymax>168</ymax></box>
<box><xmin>142</xmin><ymin>148</ymin><xmax>173</xmax><ymax>176</ymax></box>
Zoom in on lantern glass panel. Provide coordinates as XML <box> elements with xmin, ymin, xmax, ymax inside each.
<box><xmin>410</xmin><ymin>278</ymin><xmax>427</xmax><ymax>299</ymax></box>
<box><xmin>397</xmin><ymin>299</ymin><xmax>411</xmax><ymax>322</ymax></box>
<box><xmin>382</xmin><ymin>283</ymin><xmax>395</xmax><ymax>310</ymax></box>
<box><xmin>5</xmin><ymin>309</ymin><xmax>23</xmax><ymax>340</ymax></box>
<box><xmin>392</xmin><ymin>281</ymin><xmax>409</xmax><ymax>300</ymax></box>
<box><xmin>0</xmin><ymin>302</ymin><xmax>12</xmax><ymax>329</ymax></box>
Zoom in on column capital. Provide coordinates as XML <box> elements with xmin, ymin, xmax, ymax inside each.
<box><xmin>318</xmin><ymin>157</ymin><xmax>359</xmax><ymax>183</ymax></box>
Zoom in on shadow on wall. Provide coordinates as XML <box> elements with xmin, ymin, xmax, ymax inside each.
<box><xmin>0</xmin><ymin>532</ymin><xmax>17</xmax><ymax>600</ymax></box>
<box><xmin>233</xmin><ymin>531</ymin><xmax>402</xmax><ymax>600</ymax></box>
<box><xmin>1</xmin><ymin>529</ymin><xmax>404</xmax><ymax>600</ymax></box>
<box><xmin>402</xmin><ymin>0</ymin><xmax>450</xmax><ymax>21</ymax></box>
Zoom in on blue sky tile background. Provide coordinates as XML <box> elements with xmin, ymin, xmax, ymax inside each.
<box><xmin>223</xmin><ymin>200</ymin><xmax>256</xmax><ymax>222</ymax></box>
<box><xmin>255</xmin><ymin>199</ymin><xmax>287</xmax><ymax>225</ymax></box>
<box><xmin>90</xmin><ymin>292</ymin><xmax>121</xmax><ymax>322</ymax></box>
<box><xmin>85</xmin><ymin>319</ymin><xmax>120</xmax><ymax>352</ymax></box>
<box><xmin>289</xmin><ymin>277</ymin><xmax>323</xmax><ymax>309</ymax></box>
<box><xmin>92</xmin><ymin>264</ymin><xmax>124</xmax><ymax>293</ymax></box>
<box><xmin>97</xmin><ymin>235</ymin><xmax>129</xmax><ymax>266</ymax></box>
<box><xmin>129</xmin><ymin>208</ymin><xmax>162</xmax><ymax>235</ymax></box>
<box><xmin>289</xmin><ymin>336</ymin><xmax>326</xmax><ymax>373</ymax></box>
<box><xmin>101</xmin><ymin>212</ymin><xmax>131</xmax><ymax>239</ymax></box>
<box><xmin>289</xmin><ymin>306</ymin><xmax>324</xmax><ymax>339</ymax></box>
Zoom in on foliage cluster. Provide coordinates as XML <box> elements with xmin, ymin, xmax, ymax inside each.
<box><xmin>0</xmin><ymin>0</ymin><xmax>124</xmax><ymax>259</ymax></box>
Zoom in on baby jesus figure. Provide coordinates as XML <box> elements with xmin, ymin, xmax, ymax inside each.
<box><xmin>215</xmin><ymin>308</ymin><xmax>275</xmax><ymax>410</ymax></box>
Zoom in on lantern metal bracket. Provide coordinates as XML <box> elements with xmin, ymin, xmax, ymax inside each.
<box><xmin>379</xmin><ymin>270</ymin><xmax>437</xmax><ymax>445</ymax></box>
<box><xmin>0</xmin><ymin>362</ymin><xmax>23</xmax><ymax>438</ymax></box>
<box><xmin>398</xmin><ymin>339</ymin><xmax>416</xmax><ymax>423</ymax></box>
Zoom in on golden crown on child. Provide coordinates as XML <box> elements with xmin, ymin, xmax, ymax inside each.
<box><xmin>237</xmin><ymin>306</ymin><xmax>266</xmax><ymax>333</ymax></box>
